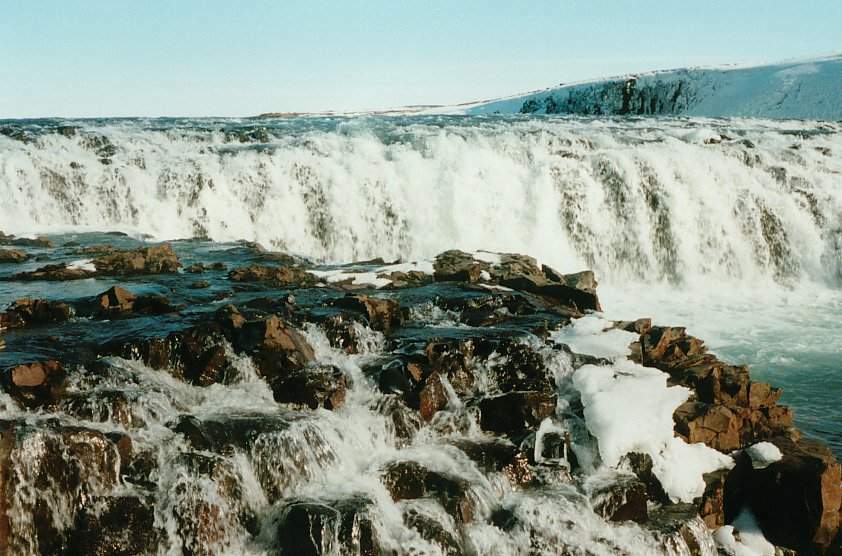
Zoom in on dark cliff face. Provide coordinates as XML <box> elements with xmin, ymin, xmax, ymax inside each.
<box><xmin>519</xmin><ymin>72</ymin><xmax>710</xmax><ymax>116</ymax></box>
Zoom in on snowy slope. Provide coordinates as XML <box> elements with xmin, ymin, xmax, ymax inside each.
<box><xmin>463</xmin><ymin>55</ymin><xmax>842</xmax><ymax>120</ymax></box>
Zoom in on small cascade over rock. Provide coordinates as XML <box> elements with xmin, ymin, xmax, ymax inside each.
<box><xmin>0</xmin><ymin>236</ymin><xmax>837</xmax><ymax>554</ymax></box>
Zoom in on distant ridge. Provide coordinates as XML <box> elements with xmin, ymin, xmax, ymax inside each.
<box><xmin>458</xmin><ymin>55</ymin><xmax>842</xmax><ymax>120</ymax></box>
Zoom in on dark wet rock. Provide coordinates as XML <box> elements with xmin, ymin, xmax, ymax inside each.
<box><xmin>417</xmin><ymin>372</ymin><xmax>449</xmax><ymax>422</ymax></box>
<box><xmin>0</xmin><ymin>248</ymin><xmax>29</xmax><ymax>263</ymax></box>
<box><xmin>89</xmin><ymin>285</ymin><xmax>177</xmax><ymax>318</ymax></box>
<box><xmin>402</xmin><ymin>508</ymin><xmax>463</xmax><ymax>555</ymax></box>
<box><xmin>228</xmin><ymin>264</ymin><xmax>317</xmax><ymax>287</ymax></box>
<box><xmin>1</xmin><ymin>361</ymin><xmax>67</xmax><ymax>408</ymax></box>
<box><xmin>269</xmin><ymin>364</ymin><xmax>347</xmax><ymax>410</ymax></box>
<box><xmin>379</xmin><ymin>269</ymin><xmax>433</xmax><ymax>289</ymax></box>
<box><xmin>698</xmin><ymin>468</ymin><xmax>728</xmax><ymax>528</ymax></box>
<box><xmin>726</xmin><ymin>437</ymin><xmax>842</xmax><ymax>553</ymax></box>
<box><xmin>190</xmin><ymin>279</ymin><xmax>211</xmax><ymax>289</ymax></box>
<box><xmin>0</xmin><ymin>298</ymin><xmax>73</xmax><ymax>329</ymax></box>
<box><xmin>93</xmin><ymin>243</ymin><xmax>180</xmax><ymax>275</ymax></box>
<box><xmin>485</xmin><ymin>340</ymin><xmax>556</xmax><ymax>394</ymax></box>
<box><xmin>381</xmin><ymin>461</ymin><xmax>477</xmax><ymax>523</ymax></box>
<box><xmin>9</xmin><ymin>262</ymin><xmax>96</xmax><ymax>281</ymax></box>
<box><xmin>0</xmin><ymin>232</ymin><xmax>52</xmax><ymax>248</ymax></box>
<box><xmin>451</xmin><ymin>439</ymin><xmax>532</xmax><ymax>486</ymax></box>
<box><xmin>441</xmin><ymin>291</ymin><xmax>536</xmax><ymax>327</ymax></box>
<box><xmin>590</xmin><ymin>475</ymin><xmax>649</xmax><ymax>523</ymax></box>
<box><xmin>74</xmin><ymin>244</ymin><xmax>122</xmax><ymax>256</ymax></box>
<box><xmin>237</xmin><ymin>314</ymin><xmax>314</xmax><ymax>366</ymax></box>
<box><xmin>621</xmin><ymin>452</ymin><xmax>669</xmax><ymax>504</ymax></box>
<box><xmin>433</xmin><ymin>250</ymin><xmax>491</xmax><ymax>282</ymax></box>
<box><xmin>368</xmin><ymin>357</ymin><xmax>422</xmax><ymax>397</ymax></box>
<box><xmin>68</xmin><ymin>495</ymin><xmax>161</xmax><ymax>556</ymax></box>
<box><xmin>372</xmin><ymin>395</ymin><xmax>422</xmax><ymax>445</ymax></box>
<box><xmin>269</xmin><ymin>496</ymin><xmax>381</xmax><ymax>556</ymax></box>
<box><xmin>185</xmin><ymin>263</ymin><xmax>206</xmax><ymax>273</ymax></box>
<box><xmin>170</xmin><ymin>452</ymin><xmax>257</xmax><ymax>555</ymax></box>
<box><xmin>0</xmin><ymin>420</ymin><xmax>120</xmax><ymax>554</ymax></box>
<box><xmin>60</xmin><ymin>390</ymin><xmax>145</xmax><ymax>428</ymax></box>
<box><xmin>646</xmin><ymin>504</ymin><xmax>711</xmax><ymax>556</ymax></box>
<box><xmin>332</xmin><ymin>294</ymin><xmax>402</xmax><ymax>332</ymax></box>
<box><xmin>479</xmin><ymin>391</ymin><xmax>557</xmax><ymax>435</ymax></box>
<box><xmin>322</xmin><ymin>314</ymin><xmax>362</xmax><ymax>353</ymax></box>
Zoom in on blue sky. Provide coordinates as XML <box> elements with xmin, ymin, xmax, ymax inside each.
<box><xmin>1</xmin><ymin>1</ymin><xmax>840</xmax><ymax>117</ymax></box>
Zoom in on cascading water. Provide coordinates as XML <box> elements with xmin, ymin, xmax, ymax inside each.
<box><xmin>2</xmin><ymin>116</ymin><xmax>841</xmax><ymax>284</ymax></box>
<box><xmin>1</xmin><ymin>115</ymin><xmax>841</xmax><ymax>554</ymax></box>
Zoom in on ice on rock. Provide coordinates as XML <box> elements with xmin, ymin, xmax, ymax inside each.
<box><xmin>713</xmin><ymin>509</ymin><xmax>775</xmax><ymax>556</ymax></box>
<box><xmin>572</xmin><ymin>334</ymin><xmax>733</xmax><ymax>502</ymax></box>
<box><xmin>745</xmin><ymin>442</ymin><xmax>783</xmax><ymax>469</ymax></box>
<box><xmin>552</xmin><ymin>314</ymin><xmax>638</xmax><ymax>358</ymax></box>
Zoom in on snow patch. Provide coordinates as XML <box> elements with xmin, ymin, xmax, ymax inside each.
<box><xmin>745</xmin><ymin>442</ymin><xmax>783</xmax><ymax>469</ymax></box>
<box><xmin>714</xmin><ymin>509</ymin><xmax>775</xmax><ymax>556</ymax></box>
<box><xmin>551</xmin><ymin>314</ymin><xmax>637</xmax><ymax>358</ymax></box>
<box><xmin>573</xmin><ymin>357</ymin><xmax>733</xmax><ymax>502</ymax></box>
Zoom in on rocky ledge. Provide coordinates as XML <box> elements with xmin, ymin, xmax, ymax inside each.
<box><xmin>0</xmin><ymin>238</ymin><xmax>838</xmax><ymax>555</ymax></box>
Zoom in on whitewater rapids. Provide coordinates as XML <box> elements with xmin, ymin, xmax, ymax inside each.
<box><xmin>1</xmin><ymin>116</ymin><xmax>841</xmax><ymax>286</ymax></box>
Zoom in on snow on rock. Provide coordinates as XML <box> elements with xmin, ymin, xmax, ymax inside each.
<box><xmin>745</xmin><ymin>442</ymin><xmax>783</xmax><ymax>469</ymax></box>
<box><xmin>551</xmin><ymin>314</ymin><xmax>638</xmax><ymax>358</ymax></box>
<box><xmin>572</xmin><ymin>346</ymin><xmax>733</xmax><ymax>502</ymax></box>
<box><xmin>464</xmin><ymin>54</ymin><xmax>842</xmax><ymax>121</ymax></box>
<box><xmin>310</xmin><ymin>259</ymin><xmax>434</xmax><ymax>288</ymax></box>
<box><xmin>714</xmin><ymin>509</ymin><xmax>776</xmax><ymax>556</ymax></box>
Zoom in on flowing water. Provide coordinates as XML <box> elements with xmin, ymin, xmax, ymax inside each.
<box><xmin>1</xmin><ymin>115</ymin><xmax>841</xmax><ymax>553</ymax></box>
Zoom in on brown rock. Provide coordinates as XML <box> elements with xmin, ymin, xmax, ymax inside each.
<box><xmin>0</xmin><ymin>249</ymin><xmax>29</xmax><ymax>263</ymax></box>
<box><xmin>418</xmin><ymin>372</ymin><xmax>449</xmax><ymax>422</ymax></box>
<box><xmin>590</xmin><ymin>475</ymin><xmax>649</xmax><ymax>523</ymax></box>
<box><xmin>333</xmin><ymin>294</ymin><xmax>402</xmax><ymax>332</ymax></box>
<box><xmin>93</xmin><ymin>243</ymin><xmax>180</xmax><ymax>275</ymax></box>
<box><xmin>479</xmin><ymin>391</ymin><xmax>557</xmax><ymax>435</ymax></box>
<box><xmin>9</xmin><ymin>263</ymin><xmax>96</xmax><ymax>281</ymax></box>
<box><xmin>727</xmin><ymin>437</ymin><xmax>842</xmax><ymax>553</ymax></box>
<box><xmin>381</xmin><ymin>461</ymin><xmax>477</xmax><ymax>523</ymax></box>
<box><xmin>228</xmin><ymin>264</ymin><xmax>317</xmax><ymax>287</ymax></box>
<box><xmin>0</xmin><ymin>298</ymin><xmax>73</xmax><ymax>329</ymax></box>
<box><xmin>2</xmin><ymin>361</ymin><xmax>67</xmax><ymax>408</ymax></box>
<box><xmin>674</xmin><ymin>401</ymin><xmax>742</xmax><ymax>452</ymax></box>
<box><xmin>433</xmin><ymin>250</ymin><xmax>490</xmax><ymax>282</ymax></box>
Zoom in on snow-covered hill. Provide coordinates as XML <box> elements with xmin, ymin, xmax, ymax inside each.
<box><xmin>462</xmin><ymin>55</ymin><xmax>842</xmax><ymax>120</ymax></box>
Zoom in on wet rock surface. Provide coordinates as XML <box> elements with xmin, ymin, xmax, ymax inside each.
<box><xmin>0</xmin><ymin>236</ymin><xmax>837</xmax><ymax>555</ymax></box>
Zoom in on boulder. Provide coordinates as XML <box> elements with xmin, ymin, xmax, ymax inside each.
<box><xmin>333</xmin><ymin>294</ymin><xmax>402</xmax><ymax>332</ymax></box>
<box><xmin>402</xmin><ymin>508</ymin><xmax>463</xmax><ymax>555</ymax></box>
<box><xmin>0</xmin><ymin>421</ymin><xmax>120</xmax><ymax>554</ymax></box>
<box><xmin>270</xmin><ymin>497</ymin><xmax>381</xmax><ymax>556</ymax></box>
<box><xmin>92</xmin><ymin>286</ymin><xmax>177</xmax><ymax>317</ymax></box>
<box><xmin>479</xmin><ymin>391</ymin><xmax>557</xmax><ymax>435</ymax></box>
<box><xmin>0</xmin><ymin>233</ymin><xmax>52</xmax><ymax>248</ymax></box>
<box><xmin>1</xmin><ymin>361</ymin><xmax>67</xmax><ymax>408</ymax></box>
<box><xmin>674</xmin><ymin>401</ymin><xmax>742</xmax><ymax>452</ymax></box>
<box><xmin>381</xmin><ymin>460</ymin><xmax>477</xmax><ymax>523</ymax></box>
<box><xmin>433</xmin><ymin>250</ymin><xmax>491</xmax><ymax>282</ymax></box>
<box><xmin>9</xmin><ymin>263</ymin><xmax>96</xmax><ymax>281</ymax></box>
<box><xmin>725</xmin><ymin>437</ymin><xmax>842</xmax><ymax>553</ymax></box>
<box><xmin>268</xmin><ymin>364</ymin><xmax>347</xmax><ymax>410</ymax></box>
<box><xmin>228</xmin><ymin>264</ymin><xmax>317</xmax><ymax>287</ymax></box>
<box><xmin>0</xmin><ymin>298</ymin><xmax>73</xmax><ymax>329</ymax></box>
<box><xmin>451</xmin><ymin>439</ymin><xmax>532</xmax><ymax>486</ymax></box>
<box><xmin>0</xmin><ymin>249</ymin><xmax>29</xmax><ymax>263</ymax></box>
<box><xmin>67</xmin><ymin>495</ymin><xmax>161</xmax><ymax>556</ymax></box>
<box><xmin>93</xmin><ymin>243</ymin><xmax>180</xmax><ymax>275</ymax></box>
<box><xmin>590</xmin><ymin>475</ymin><xmax>649</xmax><ymax>523</ymax></box>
